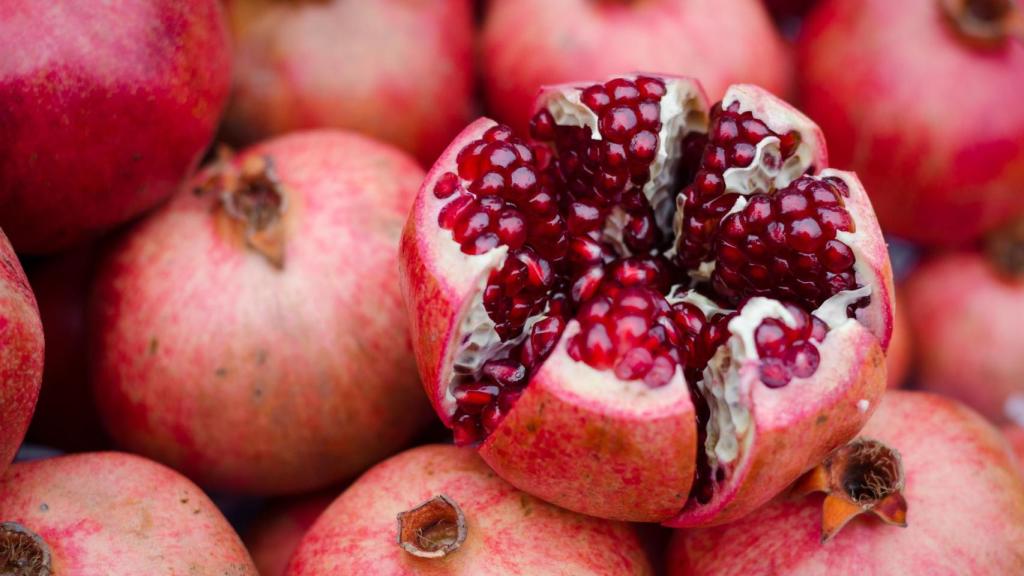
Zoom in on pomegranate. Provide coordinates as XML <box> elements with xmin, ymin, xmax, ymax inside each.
<box><xmin>481</xmin><ymin>0</ymin><xmax>792</xmax><ymax>134</ymax></box>
<box><xmin>0</xmin><ymin>0</ymin><xmax>231</xmax><ymax>253</ymax></box>
<box><xmin>886</xmin><ymin>291</ymin><xmax>911</xmax><ymax>389</ymax></box>
<box><xmin>905</xmin><ymin>241</ymin><xmax>1024</xmax><ymax>425</ymax></box>
<box><xmin>89</xmin><ymin>131</ymin><xmax>433</xmax><ymax>495</ymax></box>
<box><xmin>0</xmin><ymin>229</ymin><xmax>44</xmax><ymax>475</ymax></box>
<box><xmin>24</xmin><ymin>246</ymin><xmax>109</xmax><ymax>452</ymax></box>
<box><xmin>400</xmin><ymin>73</ymin><xmax>894</xmax><ymax>524</ymax></box>
<box><xmin>667</xmin><ymin>391</ymin><xmax>1024</xmax><ymax>574</ymax></box>
<box><xmin>0</xmin><ymin>452</ymin><xmax>257</xmax><ymax>574</ymax></box>
<box><xmin>284</xmin><ymin>444</ymin><xmax>652</xmax><ymax>575</ymax></box>
<box><xmin>797</xmin><ymin>0</ymin><xmax>1024</xmax><ymax>246</ymax></box>
<box><xmin>223</xmin><ymin>0</ymin><xmax>474</xmax><ymax>165</ymax></box>
<box><xmin>245</xmin><ymin>494</ymin><xmax>333</xmax><ymax>576</ymax></box>
<box><xmin>1004</xmin><ymin>426</ymin><xmax>1024</xmax><ymax>474</ymax></box>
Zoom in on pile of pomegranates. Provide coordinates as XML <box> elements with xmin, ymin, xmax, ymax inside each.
<box><xmin>7</xmin><ymin>1</ymin><xmax>1024</xmax><ymax>573</ymax></box>
<box><xmin>401</xmin><ymin>72</ymin><xmax>894</xmax><ymax>524</ymax></box>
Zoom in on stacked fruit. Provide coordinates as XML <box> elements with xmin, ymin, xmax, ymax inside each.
<box><xmin>2</xmin><ymin>0</ymin><xmax>1023</xmax><ymax>574</ymax></box>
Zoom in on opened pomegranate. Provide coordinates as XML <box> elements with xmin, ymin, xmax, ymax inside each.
<box><xmin>481</xmin><ymin>0</ymin><xmax>791</xmax><ymax>134</ymax></box>
<box><xmin>24</xmin><ymin>246</ymin><xmax>110</xmax><ymax>452</ymax></box>
<box><xmin>667</xmin><ymin>391</ymin><xmax>1024</xmax><ymax>574</ymax></box>
<box><xmin>0</xmin><ymin>229</ymin><xmax>44</xmax><ymax>475</ymax></box>
<box><xmin>89</xmin><ymin>131</ymin><xmax>433</xmax><ymax>495</ymax></box>
<box><xmin>906</xmin><ymin>241</ymin><xmax>1024</xmax><ymax>425</ymax></box>
<box><xmin>798</xmin><ymin>0</ymin><xmax>1024</xmax><ymax>246</ymax></box>
<box><xmin>0</xmin><ymin>452</ymin><xmax>257</xmax><ymax>575</ymax></box>
<box><xmin>245</xmin><ymin>494</ymin><xmax>333</xmax><ymax>576</ymax></box>
<box><xmin>400</xmin><ymin>73</ymin><xmax>893</xmax><ymax>524</ymax></box>
<box><xmin>285</xmin><ymin>445</ymin><xmax>652</xmax><ymax>575</ymax></box>
<box><xmin>0</xmin><ymin>0</ymin><xmax>230</xmax><ymax>253</ymax></box>
<box><xmin>224</xmin><ymin>0</ymin><xmax>474</xmax><ymax>165</ymax></box>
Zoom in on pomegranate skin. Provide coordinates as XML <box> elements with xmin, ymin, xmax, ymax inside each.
<box><xmin>0</xmin><ymin>229</ymin><xmax>44</xmax><ymax>475</ymax></box>
<box><xmin>0</xmin><ymin>1</ymin><xmax>231</xmax><ymax>253</ymax></box>
<box><xmin>244</xmin><ymin>494</ymin><xmax>333</xmax><ymax>576</ymax></box>
<box><xmin>481</xmin><ymin>0</ymin><xmax>791</xmax><ymax>133</ymax></box>
<box><xmin>0</xmin><ymin>452</ymin><xmax>257</xmax><ymax>574</ymax></box>
<box><xmin>905</xmin><ymin>252</ymin><xmax>1024</xmax><ymax>424</ymax></box>
<box><xmin>224</xmin><ymin>0</ymin><xmax>474</xmax><ymax>165</ymax></box>
<box><xmin>24</xmin><ymin>246</ymin><xmax>109</xmax><ymax>452</ymax></box>
<box><xmin>886</xmin><ymin>292</ymin><xmax>911</xmax><ymax>389</ymax></box>
<box><xmin>797</xmin><ymin>0</ymin><xmax>1024</xmax><ymax>246</ymax></box>
<box><xmin>285</xmin><ymin>445</ymin><xmax>653</xmax><ymax>576</ymax></box>
<box><xmin>89</xmin><ymin>131</ymin><xmax>433</xmax><ymax>495</ymax></box>
<box><xmin>1005</xmin><ymin>426</ymin><xmax>1024</xmax><ymax>474</ymax></box>
<box><xmin>668</xmin><ymin>391</ymin><xmax>1024</xmax><ymax>575</ymax></box>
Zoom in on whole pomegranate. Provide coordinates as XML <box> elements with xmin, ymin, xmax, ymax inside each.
<box><xmin>797</xmin><ymin>0</ymin><xmax>1024</xmax><ymax>246</ymax></box>
<box><xmin>285</xmin><ymin>444</ymin><xmax>652</xmax><ymax>575</ymax></box>
<box><xmin>400</xmin><ymin>73</ymin><xmax>894</xmax><ymax>524</ymax></box>
<box><xmin>89</xmin><ymin>131</ymin><xmax>433</xmax><ymax>495</ymax></box>
<box><xmin>245</xmin><ymin>494</ymin><xmax>333</xmax><ymax>576</ymax></box>
<box><xmin>24</xmin><ymin>246</ymin><xmax>109</xmax><ymax>452</ymax></box>
<box><xmin>886</xmin><ymin>291</ymin><xmax>911</xmax><ymax>389</ymax></box>
<box><xmin>0</xmin><ymin>0</ymin><xmax>231</xmax><ymax>253</ymax></box>
<box><xmin>905</xmin><ymin>245</ymin><xmax>1024</xmax><ymax>424</ymax></box>
<box><xmin>0</xmin><ymin>452</ymin><xmax>257</xmax><ymax>574</ymax></box>
<box><xmin>481</xmin><ymin>0</ymin><xmax>791</xmax><ymax>134</ymax></box>
<box><xmin>224</xmin><ymin>0</ymin><xmax>474</xmax><ymax>165</ymax></box>
<box><xmin>668</xmin><ymin>391</ymin><xmax>1024</xmax><ymax>574</ymax></box>
<box><xmin>0</xmin><ymin>229</ymin><xmax>44</xmax><ymax>475</ymax></box>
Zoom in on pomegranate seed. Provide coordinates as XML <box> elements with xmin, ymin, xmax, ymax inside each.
<box><xmin>433</xmin><ymin>172</ymin><xmax>460</xmax><ymax>199</ymax></box>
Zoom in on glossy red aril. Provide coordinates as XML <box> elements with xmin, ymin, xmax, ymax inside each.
<box><xmin>401</xmin><ymin>73</ymin><xmax>894</xmax><ymax>524</ymax></box>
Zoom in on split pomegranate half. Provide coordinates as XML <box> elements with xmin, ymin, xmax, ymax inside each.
<box><xmin>400</xmin><ymin>74</ymin><xmax>893</xmax><ymax>525</ymax></box>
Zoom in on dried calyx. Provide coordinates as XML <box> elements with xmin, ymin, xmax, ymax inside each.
<box><xmin>396</xmin><ymin>495</ymin><xmax>467</xmax><ymax>559</ymax></box>
<box><xmin>793</xmin><ymin>438</ymin><xmax>908</xmax><ymax>542</ymax></box>
<box><xmin>0</xmin><ymin>522</ymin><xmax>52</xmax><ymax>576</ymax></box>
<box><xmin>198</xmin><ymin>150</ymin><xmax>288</xmax><ymax>268</ymax></box>
<box><xmin>940</xmin><ymin>0</ymin><xmax>1024</xmax><ymax>45</ymax></box>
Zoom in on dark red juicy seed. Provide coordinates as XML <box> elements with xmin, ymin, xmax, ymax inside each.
<box><xmin>530</xmin><ymin>76</ymin><xmax>667</xmax><ymax>264</ymax></box>
<box><xmin>710</xmin><ymin>176</ymin><xmax>858</xmax><ymax>308</ymax></box>
<box><xmin>567</xmin><ymin>285</ymin><xmax>680</xmax><ymax>387</ymax></box>
<box><xmin>754</xmin><ymin>303</ymin><xmax>828</xmax><ymax>388</ymax></box>
<box><xmin>676</xmin><ymin>102</ymin><xmax>802</xmax><ymax>269</ymax></box>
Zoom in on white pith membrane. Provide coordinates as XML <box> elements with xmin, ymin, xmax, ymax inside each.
<box><xmin>426</xmin><ymin>77</ymin><xmax>882</xmax><ymax>512</ymax></box>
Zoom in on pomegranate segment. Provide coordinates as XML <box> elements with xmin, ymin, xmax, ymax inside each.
<box><xmin>400</xmin><ymin>73</ymin><xmax>893</xmax><ymax>523</ymax></box>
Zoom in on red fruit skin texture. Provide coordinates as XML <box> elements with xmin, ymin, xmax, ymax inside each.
<box><xmin>797</xmin><ymin>0</ymin><xmax>1024</xmax><ymax>246</ymax></box>
<box><xmin>285</xmin><ymin>445</ymin><xmax>653</xmax><ymax>576</ymax></box>
<box><xmin>886</xmin><ymin>291</ymin><xmax>911</xmax><ymax>389</ymax></box>
<box><xmin>0</xmin><ymin>1</ymin><xmax>231</xmax><ymax>254</ymax></box>
<box><xmin>24</xmin><ymin>245</ymin><xmax>110</xmax><ymax>452</ymax></box>
<box><xmin>1005</xmin><ymin>426</ymin><xmax>1024</xmax><ymax>476</ymax></box>
<box><xmin>669</xmin><ymin>391</ymin><xmax>1024</xmax><ymax>575</ymax></box>
<box><xmin>89</xmin><ymin>130</ymin><xmax>433</xmax><ymax>495</ymax></box>
<box><xmin>224</xmin><ymin>0</ymin><xmax>475</xmax><ymax>165</ymax></box>
<box><xmin>482</xmin><ymin>0</ymin><xmax>791</xmax><ymax>133</ymax></box>
<box><xmin>905</xmin><ymin>253</ymin><xmax>1024</xmax><ymax>424</ymax></box>
<box><xmin>0</xmin><ymin>229</ymin><xmax>44</xmax><ymax>474</ymax></box>
<box><xmin>244</xmin><ymin>494</ymin><xmax>333</xmax><ymax>576</ymax></box>
<box><xmin>0</xmin><ymin>452</ymin><xmax>258</xmax><ymax>574</ymax></box>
